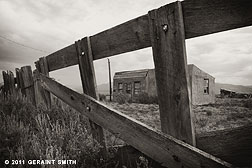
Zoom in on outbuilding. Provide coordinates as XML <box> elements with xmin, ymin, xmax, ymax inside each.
<box><xmin>113</xmin><ymin>64</ymin><xmax>215</xmax><ymax>105</ymax></box>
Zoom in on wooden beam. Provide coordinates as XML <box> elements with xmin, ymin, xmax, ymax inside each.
<box><xmin>109</xmin><ymin>124</ymin><xmax>252</xmax><ymax>167</ymax></box>
<box><xmin>15</xmin><ymin>68</ymin><xmax>21</xmax><ymax>90</ymax></box>
<box><xmin>75</xmin><ymin>37</ymin><xmax>107</xmax><ymax>156</ymax></box>
<box><xmin>46</xmin><ymin>44</ymin><xmax>77</xmax><ymax>71</ymax></box>
<box><xmin>148</xmin><ymin>1</ymin><xmax>195</xmax><ymax>146</ymax></box>
<box><xmin>8</xmin><ymin>71</ymin><xmax>15</xmax><ymax>95</ymax></box>
<box><xmin>34</xmin><ymin>57</ymin><xmax>51</xmax><ymax>109</ymax></box>
<box><xmin>20</xmin><ymin>66</ymin><xmax>35</xmax><ymax>105</ymax></box>
<box><xmin>46</xmin><ymin>15</ymin><xmax>149</xmax><ymax>72</ymax></box>
<box><xmin>38</xmin><ymin>73</ymin><xmax>233</xmax><ymax>168</ymax></box>
<box><xmin>197</xmin><ymin>124</ymin><xmax>252</xmax><ymax>167</ymax></box>
<box><xmin>182</xmin><ymin>0</ymin><xmax>252</xmax><ymax>39</ymax></box>
<box><xmin>45</xmin><ymin>0</ymin><xmax>252</xmax><ymax>72</ymax></box>
<box><xmin>2</xmin><ymin>71</ymin><xmax>8</xmax><ymax>97</ymax></box>
<box><xmin>36</xmin><ymin>57</ymin><xmax>49</xmax><ymax>76</ymax></box>
<box><xmin>90</xmin><ymin>15</ymin><xmax>150</xmax><ymax>60</ymax></box>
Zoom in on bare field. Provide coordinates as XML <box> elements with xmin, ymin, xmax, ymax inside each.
<box><xmin>105</xmin><ymin>98</ymin><xmax>252</xmax><ymax>134</ymax></box>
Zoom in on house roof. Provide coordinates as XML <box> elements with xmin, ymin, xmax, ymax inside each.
<box><xmin>114</xmin><ymin>69</ymin><xmax>149</xmax><ymax>79</ymax></box>
<box><xmin>114</xmin><ymin>64</ymin><xmax>214</xmax><ymax>80</ymax></box>
<box><xmin>188</xmin><ymin>64</ymin><xmax>215</xmax><ymax>79</ymax></box>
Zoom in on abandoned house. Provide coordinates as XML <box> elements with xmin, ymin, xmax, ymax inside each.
<box><xmin>113</xmin><ymin>64</ymin><xmax>215</xmax><ymax>105</ymax></box>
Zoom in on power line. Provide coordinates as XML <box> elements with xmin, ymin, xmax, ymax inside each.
<box><xmin>0</xmin><ymin>35</ymin><xmax>49</xmax><ymax>54</ymax></box>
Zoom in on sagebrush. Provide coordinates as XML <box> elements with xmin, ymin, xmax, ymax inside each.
<box><xmin>0</xmin><ymin>93</ymin><xmax>116</xmax><ymax>168</ymax></box>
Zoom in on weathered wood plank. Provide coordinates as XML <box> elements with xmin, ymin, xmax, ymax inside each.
<box><xmin>197</xmin><ymin>124</ymin><xmax>252</xmax><ymax>167</ymax></box>
<box><xmin>8</xmin><ymin>71</ymin><xmax>15</xmax><ymax>95</ymax></box>
<box><xmin>2</xmin><ymin>71</ymin><xmax>8</xmax><ymax>97</ymax></box>
<box><xmin>15</xmin><ymin>68</ymin><xmax>21</xmax><ymax>90</ymax></box>
<box><xmin>111</xmin><ymin>124</ymin><xmax>252</xmax><ymax>167</ymax></box>
<box><xmin>90</xmin><ymin>15</ymin><xmax>150</xmax><ymax>60</ymax></box>
<box><xmin>182</xmin><ymin>0</ymin><xmax>252</xmax><ymax>39</ymax></box>
<box><xmin>75</xmin><ymin>37</ymin><xmax>107</xmax><ymax>156</ymax></box>
<box><xmin>46</xmin><ymin>15</ymin><xmax>149</xmax><ymax>72</ymax></box>
<box><xmin>38</xmin><ymin>73</ymin><xmax>233</xmax><ymax>168</ymax></box>
<box><xmin>19</xmin><ymin>69</ymin><xmax>25</xmax><ymax>95</ymax></box>
<box><xmin>33</xmin><ymin>70</ymin><xmax>50</xmax><ymax>109</ymax></box>
<box><xmin>34</xmin><ymin>57</ymin><xmax>51</xmax><ymax>109</ymax></box>
<box><xmin>46</xmin><ymin>44</ymin><xmax>77</xmax><ymax>71</ymax></box>
<box><xmin>148</xmin><ymin>2</ymin><xmax>196</xmax><ymax>146</ymax></box>
<box><xmin>45</xmin><ymin>0</ymin><xmax>252</xmax><ymax>72</ymax></box>
<box><xmin>20</xmin><ymin>66</ymin><xmax>35</xmax><ymax>105</ymax></box>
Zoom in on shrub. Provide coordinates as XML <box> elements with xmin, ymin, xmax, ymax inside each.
<box><xmin>135</xmin><ymin>92</ymin><xmax>158</xmax><ymax>104</ymax></box>
<box><xmin>206</xmin><ymin>110</ymin><xmax>212</xmax><ymax>116</ymax></box>
<box><xmin>243</xmin><ymin>99</ymin><xmax>252</xmax><ymax>109</ymax></box>
<box><xmin>195</xmin><ymin>116</ymin><xmax>208</xmax><ymax>128</ymax></box>
<box><xmin>99</xmin><ymin>94</ymin><xmax>106</xmax><ymax>101</ymax></box>
<box><xmin>114</xmin><ymin>92</ymin><xmax>130</xmax><ymax>104</ymax></box>
<box><xmin>0</xmin><ymin>93</ymin><xmax>117</xmax><ymax>168</ymax></box>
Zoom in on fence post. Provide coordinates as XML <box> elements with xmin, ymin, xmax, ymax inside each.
<box><xmin>75</xmin><ymin>37</ymin><xmax>107</xmax><ymax>156</ymax></box>
<box><xmin>8</xmin><ymin>71</ymin><xmax>15</xmax><ymax>95</ymax></box>
<box><xmin>148</xmin><ymin>1</ymin><xmax>196</xmax><ymax>146</ymax></box>
<box><xmin>20</xmin><ymin>66</ymin><xmax>36</xmax><ymax>105</ymax></box>
<box><xmin>34</xmin><ymin>57</ymin><xmax>51</xmax><ymax>109</ymax></box>
<box><xmin>2</xmin><ymin>71</ymin><xmax>8</xmax><ymax>97</ymax></box>
<box><xmin>15</xmin><ymin>68</ymin><xmax>21</xmax><ymax>90</ymax></box>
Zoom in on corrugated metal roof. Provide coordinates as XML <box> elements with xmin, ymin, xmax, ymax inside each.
<box><xmin>114</xmin><ymin>69</ymin><xmax>149</xmax><ymax>79</ymax></box>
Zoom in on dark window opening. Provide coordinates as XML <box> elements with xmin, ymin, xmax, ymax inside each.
<box><xmin>204</xmin><ymin>79</ymin><xmax>209</xmax><ymax>94</ymax></box>
<box><xmin>134</xmin><ymin>81</ymin><xmax>141</xmax><ymax>95</ymax></box>
<box><xmin>126</xmin><ymin>83</ymin><xmax>132</xmax><ymax>94</ymax></box>
<box><xmin>118</xmin><ymin>83</ymin><xmax>123</xmax><ymax>93</ymax></box>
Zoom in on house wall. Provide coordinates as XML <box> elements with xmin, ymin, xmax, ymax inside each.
<box><xmin>113</xmin><ymin>77</ymin><xmax>146</xmax><ymax>101</ymax></box>
<box><xmin>113</xmin><ymin>65</ymin><xmax>215</xmax><ymax>105</ymax></box>
<box><xmin>190</xmin><ymin>65</ymin><xmax>215</xmax><ymax>105</ymax></box>
<box><xmin>187</xmin><ymin>65</ymin><xmax>194</xmax><ymax>105</ymax></box>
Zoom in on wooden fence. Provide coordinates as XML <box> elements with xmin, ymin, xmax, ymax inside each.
<box><xmin>1</xmin><ymin>0</ymin><xmax>252</xmax><ymax>167</ymax></box>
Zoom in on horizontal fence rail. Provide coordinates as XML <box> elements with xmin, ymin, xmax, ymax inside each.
<box><xmin>46</xmin><ymin>0</ymin><xmax>252</xmax><ymax>72</ymax></box>
<box><xmin>2</xmin><ymin>68</ymin><xmax>252</xmax><ymax>166</ymax></box>
<box><xmin>197</xmin><ymin>124</ymin><xmax>252</xmax><ymax>166</ymax></box>
<box><xmin>38</xmin><ymin>73</ymin><xmax>233</xmax><ymax>168</ymax></box>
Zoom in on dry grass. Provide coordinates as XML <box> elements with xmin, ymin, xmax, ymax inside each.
<box><xmin>1</xmin><ymin>91</ymin><xmax>252</xmax><ymax>167</ymax></box>
<box><xmin>106</xmin><ymin>103</ymin><xmax>161</xmax><ymax>131</ymax></box>
<box><xmin>0</xmin><ymin>93</ymin><xmax>116</xmax><ymax>168</ymax></box>
<box><xmin>194</xmin><ymin>98</ymin><xmax>252</xmax><ymax>133</ymax></box>
<box><xmin>105</xmin><ymin>98</ymin><xmax>252</xmax><ymax>134</ymax></box>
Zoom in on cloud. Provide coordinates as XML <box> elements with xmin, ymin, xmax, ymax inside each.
<box><xmin>0</xmin><ymin>0</ymin><xmax>251</xmax><ymax>87</ymax></box>
<box><xmin>187</xmin><ymin>26</ymin><xmax>252</xmax><ymax>85</ymax></box>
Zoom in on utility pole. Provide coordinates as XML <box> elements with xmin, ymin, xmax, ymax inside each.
<box><xmin>108</xmin><ymin>58</ymin><xmax>112</xmax><ymax>101</ymax></box>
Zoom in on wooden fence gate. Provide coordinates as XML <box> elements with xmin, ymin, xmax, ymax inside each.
<box><xmin>1</xmin><ymin>0</ymin><xmax>252</xmax><ymax>167</ymax></box>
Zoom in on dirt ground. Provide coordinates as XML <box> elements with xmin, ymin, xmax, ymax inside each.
<box><xmin>105</xmin><ymin>98</ymin><xmax>252</xmax><ymax>134</ymax></box>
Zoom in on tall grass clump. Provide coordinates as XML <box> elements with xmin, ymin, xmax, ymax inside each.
<box><xmin>114</xmin><ymin>93</ymin><xmax>130</xmax><ymax>104</ymax></box>
<box><xmin>135</xmin><ymin>93</ymin><xmax>158</xmax><ymax>104</ymax></box>
<box><xmin>243</xmin><ymin>99</ymin><xmax>252</xmax><ymax>109</ymax></box>
<box><xmin>0</xmin><ymin>92</ymin><xmax>116</xmax><ymax>168</ymax></box>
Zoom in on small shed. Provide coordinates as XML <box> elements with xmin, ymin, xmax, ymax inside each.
<box><xmin>187</xmin><ymin>64</ymin><xmax>215</xmax><ymax>105</ymax></box>
<box><xmin>113</xmin><ymin>64</ymin><xmax>215</xmax><ymax>105</ymax></box>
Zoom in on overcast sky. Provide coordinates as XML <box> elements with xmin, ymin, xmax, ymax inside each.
<box><xmin>0</xmin><ymin>0</ymin><xmax>252</xmax><ymax>89</ymax></box>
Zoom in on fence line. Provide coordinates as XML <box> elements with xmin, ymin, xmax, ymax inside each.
<box><xmin>2</xmin><ymin>69</ymin><xmax>252</xmax><ymax>166</ymax></box>
<box><xmin>45</xmin><ymin>0</ymin><xmax>252</xmax><ymax>72</ymax></box>
<box><xmin>1</xmin><ymin>0</ymin><xmax>252</xmax><ymax>167</ymax></box>
<box><xmin>37</xmin><ymin>73</ymin><xmax>233</xmax><ymax>168</ymax></box>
